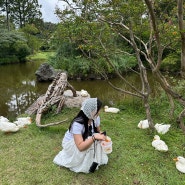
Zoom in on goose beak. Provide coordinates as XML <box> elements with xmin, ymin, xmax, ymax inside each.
<box><xmin>173</xmin><ymin>158</ymin><xmax>178</xmax><ymax>162</ymax></box>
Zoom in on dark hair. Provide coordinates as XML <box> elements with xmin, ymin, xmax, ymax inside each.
<box><xmin>96</xmin><ymin>98</ymin><xmax>102</xmax><ymax>114</ymax></box>
<box><xmin>69</xmin><ymin>98</ymin><xmax>102</xmax><ymax>140</ymax></box>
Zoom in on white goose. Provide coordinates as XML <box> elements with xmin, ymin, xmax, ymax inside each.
<box><xmin>154</xmin><ymin>123</ymin><xmax>171</xmax><ymax>134</ymax></box>
<box><xmin>14</xmin><ymin>117</ymin><xmax>32</xmax><ymax>128</ymax></box>
<box><xmin>80</xmin><ymin>89</ymin><xmax>89</xmax><ymax>97</ymax></box>
<box><xmin>138</xmin><ymin>119</ymin><xmax>149</xmax><ymax>129</ymax></box>
<box><xmin>0</xmin><ymin>116</ymin><xmax>9</xmax><ymax>122</ymax></box>
<box><xmin>0</xmin><ymin>120</ymin><xmax>20</xmax><ymax>133</ymax></box>
<box><xmin>104</xmin><ymin>106</ymin><xmax>120</xmax><ymax>113</ymax></box>
<box><xmin>152</xmin><ymin>135</ymin><xmax>168</xmax><ymax>152</ymax></box>
<box><xmin>173</xmin><ymin>156</ymin><xmax>185</xmax><ymax>173</ymax></box>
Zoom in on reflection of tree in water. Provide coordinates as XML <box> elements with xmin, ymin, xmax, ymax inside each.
<box><xmin>0</xmin><ymin>61</ymin><xmax>44</xmax><ymax>118</ymax></box>
<box><xmin>0</xmin><ymin>62</ymin><xmax>170</xmax><ymax>119</ymax></box>
<box><xmin>6</xmin><ymin>80</ymin><xmax>44</xmax><ymax>117</ymax></box>
<box><xmin>0</xmin><ymin>83</ymin><xmax>11</xmax><ymax>116</ymax></box>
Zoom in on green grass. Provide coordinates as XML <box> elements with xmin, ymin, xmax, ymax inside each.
<box><xmin>1</xmin><ymin>106</ymin><xmax>185</xmax><ymax>185</ymax></box>
<box><xmin>27</xmin><ymin>51</ymin><xmax>55</xmax><ymax>61</ymax></box>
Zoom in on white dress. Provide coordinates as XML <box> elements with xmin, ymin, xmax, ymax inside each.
<box><xmin>53</xmin><ymin>116</ymin><xmax>108</xmax><ymax>173</ymax></box>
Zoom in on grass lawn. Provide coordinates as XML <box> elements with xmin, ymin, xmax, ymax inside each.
<box><xmin>27</xmin><ymin>51</ymin><xmax>55</xmax><ymax>61</ymax></box>
<box><xmin>1</xmin><ymin>106</ymin><xmax>185</xmax><ymax>185</ymax></box>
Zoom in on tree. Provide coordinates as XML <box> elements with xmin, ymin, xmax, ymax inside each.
<box><xmin>20</xmin><ymin>24</ymin><xmax>40</xmax><ymax>53</ymax></box>
<box><xmin>56</xmin><ymin>0</ymin><xmax>185</xmax><ymax>132</ymax></box>
<box><xmin>0</xmin><ymin>29</ymin><xmax>31</xmax><ymax>63</ymax></box>
<box><xmin>0</xmin><ymin>0</ymin><xmax>42</xmax><ymax>29</ymax></box>
<box><xmin>10</xmin><ymin>0</ymin><xmax>42</xmax><ymax>28</ymax></box>
<box><xmin>0</xmin><ymin>15</ymin><xmax>7</xmax><ymax>29</ymax></box>
<box><xmin>177</xmin><ymin>0</ymin><xmax>185</xmax><ymax>78</ymax></box>
<box><xmin>35</xmin><ymin>20</ymin><xmax>57</xmax><ymax>51</ymax></box>
<box><xmin>0</xmin><ymin>0</ymin><xmax>13</xmax><ymax>30</ymax></box>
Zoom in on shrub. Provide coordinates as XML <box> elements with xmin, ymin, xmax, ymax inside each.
<box><xmin>15</xmin><ymin>43</ymin><xmax>31</xmax><ymax>62</ymax></box>
<box><xmin>0</xmin><ymin>30</ymin><xmax>31</xmax><ymax>63</ymax></box>
<box><xmin>161</xmin><ymin>53</ymin><xmax>181</xmax><ymax>72</ymax></box>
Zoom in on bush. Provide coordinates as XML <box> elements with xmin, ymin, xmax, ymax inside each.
<box><xmin>48</xmin><ymin>55</ymin><xmax>91</xmax><ymax>78</ymax></box>
<box><xmin>161</xmin><ymin>53</ymin><xmax>181</xmax><ymax>72</ymax></box>
<box><xmin>49</xmin><ymin>52</ymin><xmax>138</xmax><ymax>78</ymax></box>
<box><xmin>0</xmin><ymin>30</ymin><xmax>31</xmax><ymax>63</ymax></box>
<box><xmin>15</xmin><ymin>43</ymin><xmax>31</xmax><ymax>62</ymax></box>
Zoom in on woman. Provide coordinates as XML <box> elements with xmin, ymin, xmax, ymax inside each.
<box><xmin>53</xmin><ymin>98</ymin><xmax>108</xmax><ymax>173</ymax></box>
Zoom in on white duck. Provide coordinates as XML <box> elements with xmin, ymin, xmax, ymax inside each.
<box><xmin>0</xmin><ymin>116</ymin><xmax>9</xmax><ymax>122</ymax></box>
<box><xmin>173</xmin><ymin>156</ymin><xmax>185</xmax><ymax>173</ymax></box>
<box><xmin>152</xmin><ymin>135</ymin><xmax>168</xmax><ymax>152</ymax></box>
<box><xmin>138</xmin><ymin>119</ymin><xmax>149</xmax><ymax>129</ymax></box>
<box><xmin>0</xmin><ymin>120</ymin><xmax>20</xmax><ymax>133</ymax></box>
<box><xmin>14</xmin><ymin>117</ymin><xmax>32</xmax><ymax>128</ymax></box>
<box><xmin>80</xmin><ymin>89</ymin><xmax>89</xmax><ymax>97</ymax></box>
<box><xmin>154</xmin><ymin>123</ymin><xmax>171</xmax><ymax>134</ymax></box>
<box><xmin>104</xmin><ymin>106</ymin><xmax>120</xmax><ymax>113</ymax></box>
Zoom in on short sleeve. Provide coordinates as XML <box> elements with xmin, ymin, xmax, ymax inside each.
<box><xmin>71</xmin><ymin>122</ymin><xmax>84</xmax><ymax>134</ymax></box>
<box><xmin>94</xmin><ymin>116</ymin><xmax>100</xmax><ymax>127</ymax></box>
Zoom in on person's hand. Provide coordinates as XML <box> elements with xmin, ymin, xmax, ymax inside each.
<box><xmin>93</xmin><ymin>133</ymin><xmax>106</xmax><ymax>141</ymax></box>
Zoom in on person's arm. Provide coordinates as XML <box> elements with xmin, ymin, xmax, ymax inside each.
<box><xmin>74</xmin><ymin>133</ymin><xmax>106</xmax><ymax>152</ymax></box>
<box><xmin>95</xmin><ymin>125</ymin><xmax>100</xmax><ymax>133</ymax></box>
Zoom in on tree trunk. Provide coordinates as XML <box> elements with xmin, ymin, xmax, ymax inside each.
<box><xmin>29</xmin><ymin>72</ymin><xmax>77</xmax><ymax>127</ymax></box>
<box><xmin>177</xmin><ymin>0</ymin><xmax>185</xmax><ymax>78</ymax></box>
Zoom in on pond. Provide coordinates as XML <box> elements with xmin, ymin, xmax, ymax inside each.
<box><xmin>0</xmin><ymin>60</ymin><xmax>159</xmax><ymax>120</ymax></box>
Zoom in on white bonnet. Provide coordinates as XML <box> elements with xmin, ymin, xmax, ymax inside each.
<box><xmin>81</xmin><ymin>98</ymin><xmax>98</xmax><ymax>120</ymax></box>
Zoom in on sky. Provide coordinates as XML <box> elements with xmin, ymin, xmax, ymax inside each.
<box><xmin>38</xmin><ymin>0</ymin><xmax>65</xmax><ymax>23</ymax></box>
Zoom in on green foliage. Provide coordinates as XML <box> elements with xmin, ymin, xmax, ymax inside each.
<box><xmin>0</xmin><ymin>56</ymin><xmax>19</xmax><ymax>64</ymax></box>
<box><xmin>21</xmin><ymin>24</ymin><xmax>39</xmax><ymax>35</ymax></box>
<box><xmin>28</xmin><ymin>51</ymin><xmax>55</xmax><ymax>61</ymax></box>
<box><xmin>49</xmin><ymin>55</ymin><xmax>91</xmax><ymax>78</ymax></box>
<box><xmin>10</xmin><ymin>0</ymin><xmax>42</xmax><ymax>28</ymax></box>
<box><xmin>39</xmin><ymin>41</ymin><xmax>50</xmax><ymax>51</ymax></box>
<box><xmin>0</xmin><ymin>0</ymin><xmax>42</xmax><ymax>29</ymax></box>
<box><xmin>51</xmin><ymin>14</ymin><xmax>138</xmax><ymax>78</ymax></box>
<box><xmin>0</xmin><ymin>15</ymin><xmax>12</xmax><ymax>30</ymax></box>
<box><xmin>48</xmin><ymin>41</ymin><xmax>90</xmax><ymax>78</ymax></box>
<box><xmin>54</xmin><ymin>0</ymin><xmax>182</xmax><ymax>77</ymax></box>
<box><xmin>111</xmin><ymin>54</ymin><xmax>138</xmax><ymax>72</ymax></box>
<box><xmin>20</xmin><ymin>24</ymin><xmax>41</xmax><ymax>53</ymax></box>
<box><xmin>52</xmin><ymin>0</ymin><xmax>144</xmax><ymax>78</ymax></box>
<box><xmin>49</xmin><ymin>40</ymin><xmax>137</xmax><ymax>78</ymax></box>
<box><xmin>1</xmin><ymin>105</ymin><xmax>185</xmax><ymax>184</ymax></box>
<box><xmin>169</xmin><ymin>77</ymin><xmax>185</xmax><ymax>95</ymax></box>
<box><xmin>161</xmin><ymin>53</ymin><xmax>181</xmax><ymax>72</ymax></box>
<box><xmin>0</xmin><ymin>29</ymin><xmax>31</xmax><ymax>63</ymax></box>
<box><xmin>15</xmin><ymin>42</ymin><xmax>31</xmax><ymax>62</ymax></box>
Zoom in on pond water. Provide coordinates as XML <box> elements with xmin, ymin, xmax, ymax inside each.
<box><xmin>0</xmin><ymin>61</ymin><xmax>159</xmax><ymax>119</ymax></box>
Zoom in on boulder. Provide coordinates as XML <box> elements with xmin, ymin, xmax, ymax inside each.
<box><xmin>35</xmin><ymin>63</ymin><xmax>61</xmax><ymax>82</ymax></box>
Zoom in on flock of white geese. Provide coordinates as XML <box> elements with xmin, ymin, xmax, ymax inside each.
<box><xmin>138</xmin><ymin>119</ymin><xmax>185</xmax><ymax>173</ymax></box>
<box><xmin>0</xmin><ymin>116</ymin><xmax>32</xmax><ymax>133</ymax></box>
<box><xmin>1</xmin><ymin>100</ymin><xmax>184</xmax><ymax>174</ymax></box>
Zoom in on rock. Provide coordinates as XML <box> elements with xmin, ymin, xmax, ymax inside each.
<box><xmin>35</xmin><ymin>63</ymin><xmax>61</xmax><ymax>82</ymax></box>
<box><xmin>64</xmin><ymin>90</ymin><xmax>90</xmax><ymax>107</ymax></box>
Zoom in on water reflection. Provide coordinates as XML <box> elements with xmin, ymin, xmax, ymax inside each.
<box><xmin>0</xmin><ymin>61</ymin><xmax>49</xmax><ymax>119</ymax></box>
<box><xmin>0</xmin><ymin>61</ymin><xmax>160</xmax><ymax>119</ymax></box>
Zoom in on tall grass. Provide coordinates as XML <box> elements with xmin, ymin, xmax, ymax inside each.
<box><xmin>1</xmin><ymin>104</ymin><xmax>185</xmax><ymax>185</ymax></box>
